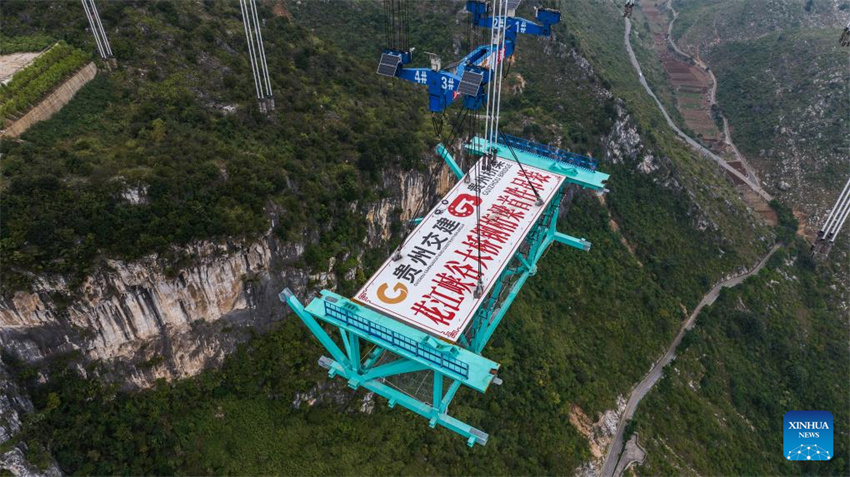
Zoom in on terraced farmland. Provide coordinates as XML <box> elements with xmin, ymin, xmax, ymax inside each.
<box><xmin>0</xmin><ymin>41</ymin><xmax>89</xmax><ymax>122</ymax></box>
<box><xmin>639</xmin><ymin>1</ymin><xmax>726</xmax><ymax>152</ymax></box>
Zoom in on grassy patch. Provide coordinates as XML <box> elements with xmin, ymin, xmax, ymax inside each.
<box><xmin>0</xmin><ymin>33</ymin><xmax>54</xmax><ymax>53</ymax></box>
<box><xmin>0</xmin><ymin>41</ymin><xmax>89</xmax><ymax>120</ymax></box>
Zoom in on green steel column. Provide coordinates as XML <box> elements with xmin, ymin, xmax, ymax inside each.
<box><xmin>280</xmin><ymin>289</ymin><xmax>348</xmax><ymax>366</ymax></box>
<box><xmin>440</xmin><ymin>380</ymin><xmax>463</xmax><ymax>413</ymax></box>
<box><xmin>436</xmin><ymin>143</ymin><xmax>463</xmax><ymax>179</ymax></box>
<box><xmin>554</xmin><ymin>232</ymin><xmax>591</xmax><ymax>251</ymax></box>
<box><xmin>431</xmin><ymin>373</ymin><xmax>444</xmax><ymax>428</ymax></box>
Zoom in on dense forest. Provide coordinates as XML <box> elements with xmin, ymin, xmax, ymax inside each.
<box><xmin>2</xmin><ymin>1</ymin><xmax>844</xmax><ymax>476</ymax></box>
<box><xmin>3</xmin><ymin>189</ymin><xmax>751</xmax><ymax>475</ymax></box>
<box><xmin>1</xmin><ymin>0</ymin><xmax>431</xmax><ymax>294</ymax></box>
<box><xmin>635</xmin><ymin>238</ymin><xmax>849</xmax><ymax>476</ymax></box>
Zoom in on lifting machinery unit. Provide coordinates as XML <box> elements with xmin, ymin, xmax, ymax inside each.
<box><xmin>282</xmin><ymin>0</ymin><xmax>610</xmax><ymax>446</ymax></box>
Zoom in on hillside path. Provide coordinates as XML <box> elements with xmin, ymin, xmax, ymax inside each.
<box><xmin>622</xmin><ymin>15</ymin><xmax>772</xmax><ymax>202</ymax></box>
<box><xmin>662</xmin><ymin>0</ymin><xmax>760</xmax><ymax>185</ymax></box>
<box><xmin>599</xmin><ymin>244</ymin><xmax>781</xmax><ymax>477</ymax></box>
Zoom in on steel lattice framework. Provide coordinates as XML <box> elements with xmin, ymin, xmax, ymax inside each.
<box><xmin>283</xmin><ymin>137</ymin><xmax>608</xmax><ymax>445</ymax></box>
<box><xmin>283</xmin><ymin>0</ymin><xmax>610</xmax><ymax>446</ymax></box>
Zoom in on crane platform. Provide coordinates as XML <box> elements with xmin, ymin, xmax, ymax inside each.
<box><xmin>281</xmin><ymin>137</ymin><xmax>609</xmax><ymax>446</ymax></box>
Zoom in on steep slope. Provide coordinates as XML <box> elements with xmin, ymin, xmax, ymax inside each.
<box><xmin>668</xmin><ymin>0</ymin><xmax>850</xmax><ymax>232</ymax></box>
<box><xmin>634</xmin><ymin>240</ymin><xmax>849</xmax><ymax>476</ymax></box>
<box><xmin>0</xmin><ymin>0</ymin><xmax>769</xmax><ymax>382</ymax></box>
<box><xmin>0</xmin><ymin>0</ymin><xmax>788</xmax><ymax>475</ymax></box>
<box><xmin>0</xmin><ymin>0</ymin><xmax>443</xmax><ymax>382</ymax></box>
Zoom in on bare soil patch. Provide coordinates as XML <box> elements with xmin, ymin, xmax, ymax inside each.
<box><xmin>0</xmin><ymin>52</ymin><xmax>41</xmax><ymax>84</ymax></box>
<box><xmin>642</xmin><ymin>3</ymin><xmax>723</xmax><ymax>146</ymax></box>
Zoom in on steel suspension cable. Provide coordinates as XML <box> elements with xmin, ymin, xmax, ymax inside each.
<box><xmin>81</xmin><ymin>0</ymin><xmax>106</xmax><ymax>59</ymax></box>
<box><xmin>820</xmin><ymin>177</ymin><xmax>850</xmax><ymax>233</ymax></box>
<box><xmin>384</xmin><ymin>0</ymin><xmax>390</xmax><ymax>48</ymax></box>
<box><xmin>239</xmin><ymin>0</ymin><xmax>262</xmax><ymax>100</ymax></box>
<box><xmin>475</xmin><ymin>0</ymin><xmax>508</xmax><ymax>294</ymax></box>
<box><xmin>500</xmin><ymin>130</ymin><xmax>544</xmax><ymax>205</ymax></box>
<box><xmin>89</xmin><ymin>0</ymin><xmax>112</xmax><ymax>56</ymax></box>
<box><xmin>491</xmin><ymin>0</ymin><xmax>509</xmax><ymax>150</ymax></box>
<box><xmin>249</xmin><ymin>0</ymin><xmax>272</xmax><ymax>98</ymax></box>
<box><xmin>482</xmin><ymin>0</ymin><xmax>499</xmax><ymax>151</ymax></box>
<box><xmin>403</xmin><ymin>0</ymin><xmax>410</xmax><ymax>51</ymax></box>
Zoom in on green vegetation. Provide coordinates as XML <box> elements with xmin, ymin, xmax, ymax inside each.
<box><xmin>669</xmin><ymin>0</ymin><xmax>849</xmax><ymax>209</ymax></box>
<box><xmin>0</xmin><ymin>0</ymin><xmax>431</xmax><ymax>295</ymax></box>
<box><xmin>671</xmin><ymin>0</ymin><xmax>841</xmax><ymax>45</ymax></box>
<box><xmin>0</xmin><ymin>41</ymin><xmax>89</xmax><ymax>120</ymax></box>
<box><xmin>10</xmin><ymin>190</ymin><xmax>730</xmax><ymax>475</ymax></box>
<box><xmin>708</xmin><ymin>29</ymin><xmax>847</xmax><ymax>161</ymax></box>
<box><xmin>771</xmin><ymin>199</ymin><xmax>799</xmax><ymax>244</ymax></box>
<box><xmin>4</xmin><ymin>1</ymin><xmax>827</xmax><ymax>476</ymax></box>
<box><xmin>0</xmin><ymin>33</ymin><xmax>54</xmax><ymax>53</ymax></box>
<box><xmin>634</xmin><ymin>240</ymin><xmax>849</xmax><ymax>476</ymax></box>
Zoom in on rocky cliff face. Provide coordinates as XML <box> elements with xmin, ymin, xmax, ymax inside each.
<box><xmin>0</xmin><ymin>162</ymin><xmax>448</xmax><ymax>387</ymax></box>
<box><xmin>0</xmin><ymin>358</ymin><xmax>28</xmax><ymax>448</ymax></box>
<box><xmin>1</xmin><ymin>237</ymin><xmax>283</xmax><ymax>387</ymax></box>
<box><xmin>0</xmin><ymin>356</ymin><xmax>61</xmax><ymax>477</ymax></box>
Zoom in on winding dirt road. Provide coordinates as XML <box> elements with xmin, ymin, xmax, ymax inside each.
<box><xmin>599</xmin><ymin>244</ymin><xmax>781</xmax><ymax>477</ymax></box>
<box><xmin>622</xmin><ymin>15</ymin><xmax>773</xmax><ymax>202</ymax></box>
<box><xmin>662</xmin><ymin>0</ymin><xmax>760</xmax><ymax>186</ymax></box>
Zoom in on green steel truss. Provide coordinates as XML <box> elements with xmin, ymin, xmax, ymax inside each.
<box><xmin>281</xmin><ymin>138</ymin><xmax>609</xmax><ymax>446</ymax></box>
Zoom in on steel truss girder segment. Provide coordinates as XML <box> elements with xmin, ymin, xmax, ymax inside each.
<box><xmin>317</xmin><ymin>356</ymin><xmax>488</xmax><ymax>447</ymax></box>
<box><xmin>281</xmin><ymin>140</ymin><xmax>608</xmax><ymax>444</ymax></box>
<box><xmin>280</xmin><ymin>289</ymin><xmax>498</xmax><ymax>446</ymax></box>
<box><xmin>466</xmin><ymin>136</ymin><xmax>609</xmax><ymax>192</ymax></box>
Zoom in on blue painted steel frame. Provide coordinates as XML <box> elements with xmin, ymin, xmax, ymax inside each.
<box><xmin>381</xmin><ymin>3</ymin><xmax>559</xmax><ymax>112</ymax></box>
<box><xmin>281</xmin><ymin>141</ymin><xmax>606</xmax><ymax>446</ymax></box>
<box><xmin>282</xmin><ymin>289</ymin><xmax>496</xmax><ymax>446</ymax></box>
<box><xmin>466</xmin><ymin>1</ymin><xmax>561</xmax><ymax>41</ymax></box>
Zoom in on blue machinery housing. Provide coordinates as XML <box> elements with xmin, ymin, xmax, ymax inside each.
<box><xmin>376</xmin><ymin>1</ymin><xmax>561</xmax><ymax>112</ymax></box>
<box><xmin>283</xmin><ymin>0</ymin><xmax>610</xmax><ymax>446</ymax></box>
<box><xmin>282</xmin><ymin>138</ymin><xmax>609</xmax><ymax>446</ymax></box>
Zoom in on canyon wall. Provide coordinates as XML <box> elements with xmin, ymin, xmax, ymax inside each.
<box><xmin>0</xmin><ymin>163</ymin><xmax>450</xmax><ymax>387</ymax></box>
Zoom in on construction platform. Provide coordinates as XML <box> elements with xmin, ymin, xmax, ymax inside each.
<box><xmin>282</xmin><ymin>136</ymin><xmax>608</xmax><ymax>446</ymax></box>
